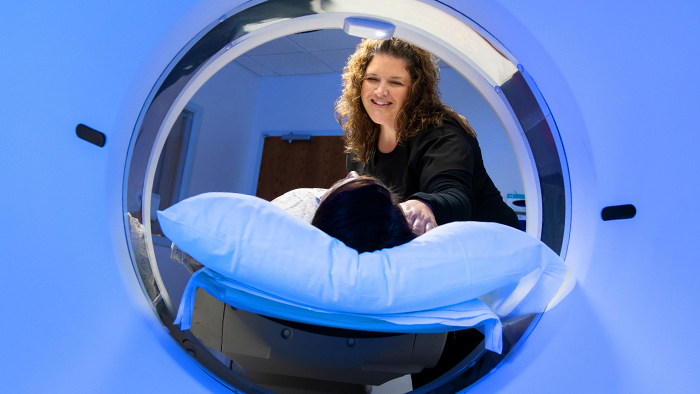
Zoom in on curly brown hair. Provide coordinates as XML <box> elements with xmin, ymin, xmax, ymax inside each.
<box><xmin>335</xmin><ymin>38</ymin><xmax>476</xmax><ymax>163</ymax></box>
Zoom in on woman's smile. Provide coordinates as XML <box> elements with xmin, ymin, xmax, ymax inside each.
<box><xmin>370</xmin><ymin>99</ymin><xmax>393</xmax><ymax>107</ymax></box>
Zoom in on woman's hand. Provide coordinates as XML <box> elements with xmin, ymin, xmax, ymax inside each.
<box><xmin>400</xmin><ymin>199</ymin><xmax>437</xmax><ymax>235</ymax></box>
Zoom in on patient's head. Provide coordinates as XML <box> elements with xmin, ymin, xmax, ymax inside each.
<box><xmin>312</xmin><ymin>173</ymin><xmax>416</xmax><ymax>253</ymax></box>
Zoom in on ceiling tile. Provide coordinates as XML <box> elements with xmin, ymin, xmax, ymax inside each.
<box><xmin>231</xmin><ymin>29</ymin><xmax>450</xmax><ymax>77</ymax></box>
<box><xmin>245</xmin><ymin>36</ymin><xmax>303</xmax><ymax>56</ymax></box>
<box><xmin>234</xmin><ymin>56</ymin><xmax>277</xmax><ymax>77</ymax></box>
<box><xmin>288</xmin><ymin>29</ymin><xmax>362</xmax><ymax>51</ymax></box>
<box><xmin>310</xmin><ymin>49</ymin><xmax>354</xmax><ymax>73</ymax></box>
<box><xmin>251</xmin><ymin>53</ymin><xmax>335</xmax><ymax>76</ymax></box>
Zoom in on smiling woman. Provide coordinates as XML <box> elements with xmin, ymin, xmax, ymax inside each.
<box><xmin>338</xmin><ymin>38</ymin><xmax>521</xmax><ymax>235</ymax></box>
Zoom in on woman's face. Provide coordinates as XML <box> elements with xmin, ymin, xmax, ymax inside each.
<box><xmin>361</xmin><ymin>54</ymin><xmax>411</xmax><ymax>133</ymax></box>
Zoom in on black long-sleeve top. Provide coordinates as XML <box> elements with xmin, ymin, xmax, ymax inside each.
<box><xmin>346</xmin><ymin>116</ymin><xmax>520</xmax><ymax>229</ymax></box>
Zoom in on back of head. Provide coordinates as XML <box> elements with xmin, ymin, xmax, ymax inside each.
<box><xmin>337</xmin><ymin>38</ymin><xmax>475</xmax><ymax>163</ymax></box>
<box><xmin>311</xmin><ymin>177</ymin><xmax>416</xmax><ymax>253</ymax></box>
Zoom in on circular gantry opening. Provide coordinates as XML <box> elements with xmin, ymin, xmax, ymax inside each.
<box><xmin>123</xmin><ymin>1</ymin><xmax>570</xmax><ymax>393</ymax></box>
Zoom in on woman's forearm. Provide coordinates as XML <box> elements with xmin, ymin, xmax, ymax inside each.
<box><xmin>409</xmin><ymin>170</ymin><xmax>474</xmax><ymax>224</ymax></box>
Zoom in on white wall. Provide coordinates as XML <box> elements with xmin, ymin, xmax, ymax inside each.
<box><xmin>253</xmin><ymin>73</ymin><xmax>345</xmax><ymax>134</ymax></box>
<box><xmin>186</xmin><ymin>61</ymin><xmax>261</xmax><ymax>196</ymax></box>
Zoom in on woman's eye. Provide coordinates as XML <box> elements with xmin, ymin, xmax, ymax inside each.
<box><xmin>392</xmin><ymin>81</ymin><xmax>403</xmax><ymax>86</ymax></box>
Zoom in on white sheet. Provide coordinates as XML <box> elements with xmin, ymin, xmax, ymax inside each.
<box><xmin>175</xmin><ymin>268</ymin><xmax>504</xmax><ymax>352</ymax></box>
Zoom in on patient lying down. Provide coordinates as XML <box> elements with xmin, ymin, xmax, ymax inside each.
<box><xmin>158</xmin><ymin>169</ymin><xmax>570</xmax><ymax>359</ymax></box>
<box><xmin>173</xmin><ymin>173</ymin><xmax>417</xmax><ymax>271</ymax></box>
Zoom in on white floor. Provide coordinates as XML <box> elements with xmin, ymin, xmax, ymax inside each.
<box><xmin>373</xmin><ymin>375</ymin><xmax>413</xmax><ymax>394</ymax></box>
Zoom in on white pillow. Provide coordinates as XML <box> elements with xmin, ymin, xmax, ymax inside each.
<box><xmin>157</xmin><ymin>192</ymin><xmax>568</xmax><ymax>316</ymax></box>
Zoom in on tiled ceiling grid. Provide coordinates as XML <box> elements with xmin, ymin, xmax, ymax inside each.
<box><xmin>235</xmin><ymin>29</ymin><xmax>449</xmax><ymax>77</ymax></box>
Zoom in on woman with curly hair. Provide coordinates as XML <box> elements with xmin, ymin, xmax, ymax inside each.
<box><xmin>336</xmin><ymin>38</ymin><xmax>520</xmax><ymax>234</ymax></box>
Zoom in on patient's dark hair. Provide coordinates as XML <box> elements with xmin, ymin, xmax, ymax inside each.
<box><xmin>311</xmin><ymin>176</ymin><xmax>416</xmax><ymax>253</ymax></box>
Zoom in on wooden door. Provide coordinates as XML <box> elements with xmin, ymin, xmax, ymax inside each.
<box><xmin>256</xmin><ymin>136</ymin><xmax>346</xmax><ymax>201</ymax></box>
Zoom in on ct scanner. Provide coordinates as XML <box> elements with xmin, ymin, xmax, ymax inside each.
<box><xmin>1</xmin><ymin>0</ymin><xmax>699</xmax><ymax>393</ymax></box>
